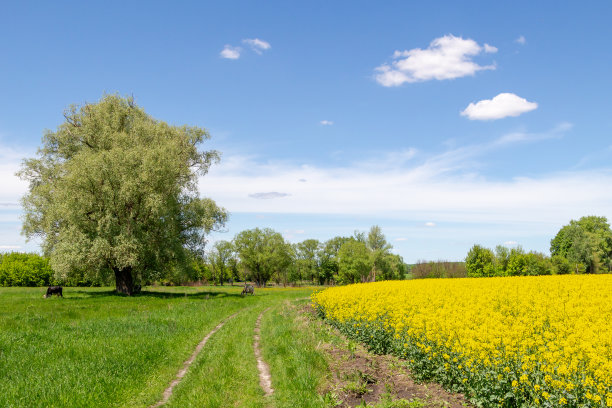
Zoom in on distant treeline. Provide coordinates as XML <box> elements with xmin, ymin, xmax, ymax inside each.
<box><xmin>0</xmin><ymin>225</ymin><xmax>407</xmax><ymax>287</ymax></box>
<box><xmin>409</xmin><ymin>261</ymin><xmax>467</xmax><ymax>279</ymax></box>
<box><xmin>190</xmin><ymin>225</ymin><xmax>406</xmax><ymax>287</ymax></box>
<box><xmin>466</xmin><ymin>216</ymin><xmax>612</xmax><ymax>277</ymax></box>
<box><xmin>5</xmin><ymin>215</ymin><xmax>610</xmax><ymax>287</ymax></box>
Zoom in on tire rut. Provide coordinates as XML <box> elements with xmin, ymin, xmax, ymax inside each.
<box><xmin>149</xmin><ymin>312</ymin><xmax>239</xmax><ymax>408</ymax></box>
<box><xmin>254</xmin><ymin>307</ymin><xmax>274</xmax><ymax>397</ymax></box>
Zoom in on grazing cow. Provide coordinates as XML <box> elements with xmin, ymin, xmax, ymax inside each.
<box><xmin>45</xmin><ymin>286</ymin><xmax>63</xmax><ymax>298</ymax></box>
<box><xmin>241</xmin><ymin>283</ymin><xmax>254</xmax><ymax>296</ymax></box>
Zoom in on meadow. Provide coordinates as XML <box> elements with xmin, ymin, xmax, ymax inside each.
<box><xmin>0</xmin><ymin>285</ymin><xmax>331</xmax><ymax>408</ymax></box>
<box><xmin>312</xmin><ymin>275</ymin><xmax>612</xmax><ymax>408</ymax></box>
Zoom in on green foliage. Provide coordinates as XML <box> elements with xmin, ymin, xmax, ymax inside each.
<box><xmin>206</xmin><ymin>240</ymin><xmax>236</xmax><ymax>285</ymax></box>
<box><xmin>551</xmin><ymin>216</ymin><xmax>612</xmax><ymax>274</ymax></box>
<box><xmin>0</xmin><ymin>252</ymin><xmax>55</xmax><ymax>286</ymax></box>
<box><xmin>465</xmin><ymin>245</ymin><xmax>495</xmax><ymax>277</ymax></box>
<box><xmin>18</xmin><ymin>95</ymin><xmax>227</xmax><ymax>294</ymax></box>
<box><xmin>367</xmin><ymin>225</ymin><xmax>392</xmax><ymax>252</ymax></box>
<box><xmin>467</xmin><ymin>244</ymin><xmax>554</xmax><ymax>278</ymax></box>
<box><xmin>337</xmin><ymin>239</ymin><xmax>372</xmax><ymax>284</ymax></box>
<box><xmin>233</xmin><ymin>227</ymin><xmax>292</xmax><ymax>286</ymax></box>
<box><xmin>551</xmin><ymin>255</ymin><xmax>572</xmax><ymax>275</ymax></box>
<box><xmin>319</xmin><ymin>236</ymin><xmax>351</xmax><ymax>284</ymax></box>
<box><xmin>295</xmin><ymin>239</ymin><xmax>322</xmax><ymax>284</ymax></box>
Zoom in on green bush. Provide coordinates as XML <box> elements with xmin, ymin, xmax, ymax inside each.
<box><xmin>0</xmin><ymin>252</ymin><xmax>56</xmax><ymax>287</ymax></box>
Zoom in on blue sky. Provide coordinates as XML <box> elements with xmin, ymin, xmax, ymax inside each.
<box><xmin>1</xmin><ymin>1</ymin><xmax>612</xmax><ymax>262</ymax></box>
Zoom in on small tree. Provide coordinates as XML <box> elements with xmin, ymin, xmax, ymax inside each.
<box><xmin>207</xmin><ymin>240</ymin><xmax>235</xmax><ymax>285</ymax></box>
<box><xmin>465</xmin><ymin>244</ymin><xmax>495</xmax><ymax>277</ymax></box>
<box><xmin>337</xmin><ymin>239</ymin><xmax>372</xmax><ymax>284</ymax></box>
<box><xmin>233</xmin><ymin>228</ymin><xmax>291</xmax><ymax>287</ymax></box>
<box><xmin>294</xmin><ymin>239</ymin><xmax>321</xmax><ymax>284</ymax></box>
<box><xmin>366</xmin><ymin>225</ymin><xmax>393</xmax><ymax>281</ymax></box>
<box><xmin>18</xmin><ymin>95</ymin><xmax>227</xmax><ymax>294</ymax></box>
<box><xmin>551</xmin><ymin>216</ymin><xmax>612</xmax><ymax>274</ymax></box>
<box><xmin>319</xmin><ymin>236</ymin><xmax>350</xmax><ymax>284</ymax></box>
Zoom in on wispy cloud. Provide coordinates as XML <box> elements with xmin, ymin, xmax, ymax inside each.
<box><xmin>199</xmin><ymin>123</ymin><xmax>609</xmax><ymax>225</ymax></box>
<box><xmin>220</xmin><ymin>45</ymin><xmax>241</xmax><ymax>59</ymax></box>
<box><xmin>0</xmin><ymin>145</ymin><xmax>30</xmax><ymax>208</ymax></box>
<box><xmin>483</xmin><ymin>44</ymin><xmax>498</xmax><ymax>53</ymax></box>
<box><xmin>375</xmin><ymin>35</ymin><xmax>497</xmax><ymax>87</ymax></box>
<box><xmin>320</xmin><ymin>120</ymin><xmax>334</xmax><ymax>126</ymax></box>
<box><xmin>243</xmin><ymin>38</ymin><xmax>271</xmax><ymax>54</ymax></box>
<box><xmin>461</xmin><ymin>93</ymin><xmax>538</xmax><ymax>120</ymax></box>
<box><xmin>0</xmin><ymin>245</ymin><xmax>21</xmax><ymax>250</ymax></box>
<box><xmin>515</xmin><ymin>36</ymin><xmax>526</xmax><ymax>45</ymax></box>
<box><xmin>248</xmin><ymin>192</ymin><xmax>290</xmax><ymax>199</ymax></box>
<box><xmin>425</xmin><ymin>222</ymin><xmax>436</xmax><ymax>227</ymax></box>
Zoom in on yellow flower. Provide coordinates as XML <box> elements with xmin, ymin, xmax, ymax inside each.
<box><xmin>311</xmin><ymin>276</ymin><xmax>612</xmax><ymax>405</ymax></box>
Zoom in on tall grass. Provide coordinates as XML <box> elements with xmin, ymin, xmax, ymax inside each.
<box><xmin>0</xmin><ymin>286</ymin><xmax>249</xmax><ymax>407</ymax></box>
<box><xmin>0</xmin><ymin>286</ymin><xmax>322</xmax><ymax>408</ymax></box>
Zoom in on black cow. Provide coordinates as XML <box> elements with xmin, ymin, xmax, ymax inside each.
<box><xmin>45</xmin><ymin>286</ymin><xmax>63</xmax><ymax>298</ymax></box>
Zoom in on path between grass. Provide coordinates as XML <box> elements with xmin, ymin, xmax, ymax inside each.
<box><xmin>254</xmin><ymin>307</ymin><xmax>274</xmax><ymax>397</ymax></box>
<box><xmin>149</xmin><ymin>312</ymin><xmax>239</xmax><ymax>408</ymax></box>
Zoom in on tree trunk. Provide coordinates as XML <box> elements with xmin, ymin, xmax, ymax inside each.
<box><xmin>114</xmin><ymin>266</ymin><xmax>135</xmax><ymax>295</ymax></box>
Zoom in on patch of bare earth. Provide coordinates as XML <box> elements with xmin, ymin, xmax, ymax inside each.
<box><xmin>301</xmin><ymin>305</ymin><xmax>472</xmax><ymax>408</ymax></box>
<box><xmin>254</xmin><ymin>307</ymin><xmax>274</xmax><ymax>397</ymax></box>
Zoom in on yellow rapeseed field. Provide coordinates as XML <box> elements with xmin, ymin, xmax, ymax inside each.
<box><xmin>312</xmin><ymin>275</ymin><xmax>612</xmax><ymax>407</ymax></box>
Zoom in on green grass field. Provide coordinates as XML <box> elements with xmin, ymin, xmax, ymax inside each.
<box><xmin>0</xmin><ymin>285</ymin><xmax>329</xmax><ymax>408</ymax></box>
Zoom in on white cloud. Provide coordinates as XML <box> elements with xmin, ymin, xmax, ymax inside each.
<box><xmin>243</xmin><ymin>38</ymin><xmax>271</xmax><ymax>54</ymax></box>
<box><xmin>375</xmin><ymin>35</ymin><xmax>497</xmax><ymax>86</ymax></box>
<box><xmin>0</xmin><ymin>245</ymin><xmax>21</xmax><ymax>250</ymax></box>
<box><xmin>483</xmin><ymin>44</ymin><xmax>498</xmax><ymax>53</ymax></box>
<box><xmin>461</xmin><ymin>93</ymin><xmax>538</xmax><ymax>120</ymax></box>
<box><xmin>0</xmin><ymin>146</ymin><xmax>30</xmax><ymax>207</ymax></box>
<box><xmin>425</xmin><ymin>222</ymin><xmax>436</xmax><ymax>227</ymax></box>
<box><xmin>504</xmin><ymin>241</ymin><xmax>518</xmax><ymax>246</ymax></box>
<box><xmin>320</xmin><ymin>120</ymin><xmax>334</xmax><ymax>126</ymax></box>
<box><xmin>198</xmin><ymin>124</ymin><xmax>612</xmax><ymax>226</ymax></box>
<box><xmin>515</xmin><ymin>36</ymin><xmax>526</xmax><ymax>45</ymax></box>
<box><xmin>220</xmin><ymin>45</ymin><xmax>241</xmax><ymax>59</ymax></box>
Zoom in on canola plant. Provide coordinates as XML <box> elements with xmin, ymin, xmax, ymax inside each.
<box><xmin>311</xmin><ymin>275</ymin><xmax>612</xmax><ymax>407</ymax></box>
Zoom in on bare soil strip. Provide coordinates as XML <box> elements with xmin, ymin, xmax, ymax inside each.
<box><xmin>254</xmin><ymin>307</ymin><xmax>274</xmax><ymax>397</ymax></box>
<box><xmin>300</xmin><ymin>305</ymin><xmax>472</xmax><ymax>408</ymax></box>
<box><xmin>149</xmin><ymin>312</ymin><xmax>239</xmax><ymax>408</ymax></box>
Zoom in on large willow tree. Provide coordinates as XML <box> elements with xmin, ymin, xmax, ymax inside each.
<box><xmin>18</xmin><ymin>95</ymin><xmax>227</xmax><ymax>294</ymax></box>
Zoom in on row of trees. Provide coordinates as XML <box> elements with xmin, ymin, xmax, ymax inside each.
<box><xmin>0</xmin><ymin>224</ymin><xmax>406</xmax><ymax>287</ymax></box>
<box><xmin>466</xmin><ymin>216</ymin><xmax>612</xmax><ymax>277</ymax></box>
<box><xmin>196</xmin><ymin>225</ymin><xmax>406</xmax><ymax>287</ymax></box>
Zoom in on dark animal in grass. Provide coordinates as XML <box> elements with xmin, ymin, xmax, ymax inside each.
<box><xmin>241</xmin><ymin>283</ymin><xmax>254</xmax><ymax>296</ymax></box>
<box><xmin>44</xmin><ymin>286</ymin><xmax>63</xmax><ymax>298</ymax></box>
